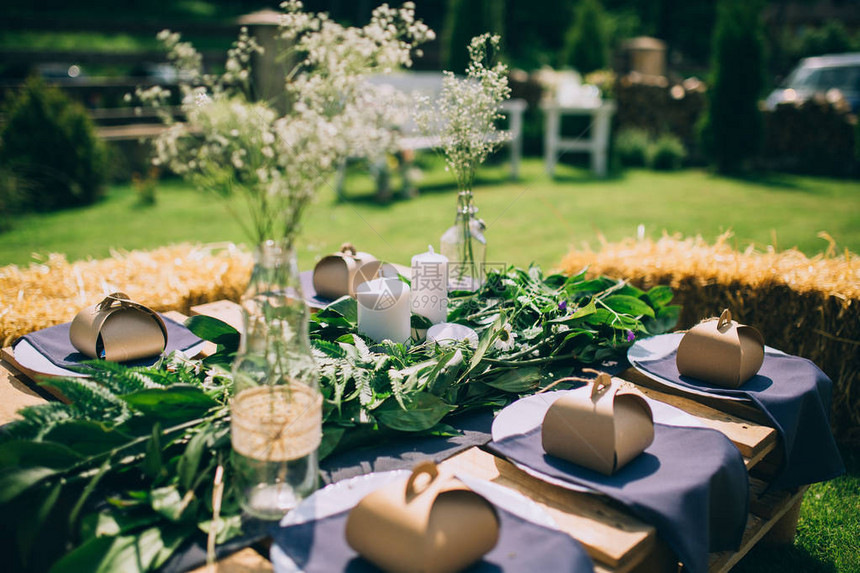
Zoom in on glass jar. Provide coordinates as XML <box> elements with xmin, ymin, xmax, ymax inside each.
<box><xmin>440</xmin><ymin>190</ymin><xmax>487</xmax><ymax>292</ymax></box>
<box><xmin>230</xmin><ymin>240</ymin><xmax>321</xmax><ymax>520</ymax></box>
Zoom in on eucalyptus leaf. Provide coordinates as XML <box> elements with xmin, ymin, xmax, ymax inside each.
<box><xmin>375</xmin><ymin>392</ymin><xmax>456</xmax><ymax>432</ymax></box>
<box><xmin>317</xmin><ymin>296</ymin><xmax>358</xmax><ymax>323</ymax></box>
<box><xmin>0</xmin><ymin>439</ymin><xmax>83</xmax><ymax>469</ymax></box>
<box><xmin>645</xmin><ymin>285</ymin><xmax>675</xmax><ymax>307</ymax></box>
<box><xmin>482</xmin><ymin>367</ymin><xmax>543</xmax><ymax>393</ymax></box>
<box><xmin>602</xmin><ymin>295</ymin><xmax>656</xmax><ymax>319</ymax></box>
<box><xmin>0</xmin><ymin>466</ymin><xmax>57</xmax><ymax>504</ymax></box>
<box><xmin>122</xmin><ymin>385</ymin><xmax>219</xmax><ymax>421</ymax></box>
<box><xmin>184</xmin><ymin>316</ymin><xmax>240</xmax><ymax>349</ymax></box>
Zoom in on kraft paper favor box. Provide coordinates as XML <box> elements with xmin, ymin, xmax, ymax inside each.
<box><xmin>345</xmin><ymin>461</ymin><xmax>500</xmax><ymax>573</ymax></box>
<box><xmin>542</xmin><ymin>373</ymin><xmax>655</xmax><ymax>476</ymax></box>
<box><xmin>312</xmin><ymin>243</ymin><xmax>382</xmax><ymax>300</ymax></box>
<box><xmin>676</xmin><ymin>309</ymin><xmax>765</xmax><ymax>389</ymax></box>
<box><xmin>69</xmin><ymin>293</ymin><xmax>167</xmax><ymax>362</ymax></box>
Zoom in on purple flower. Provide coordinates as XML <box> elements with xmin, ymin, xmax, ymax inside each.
<box><xmin>558</xmin><ymin>300</ymin><xmax>567</xmax><ymax>313</ymax></box>
<box><xmin>626</xmin><ymin>330</ymin><xmax>636</xmax><ymax>342</ymax></box>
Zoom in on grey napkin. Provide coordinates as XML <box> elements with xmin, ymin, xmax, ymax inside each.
<box><xmin>14</xmin><ymin>314</ymin><xmax>202</xmax><ymax>370</ymax></box>
<box><xmin>487</xmin><ymin>423</ymin><xmax>749</xmax><ymax>573</ymax></box>
<box><xmin>637</xmin><ymin>349</ymin><xmax>844</xmax><ymax>489</ymax></box>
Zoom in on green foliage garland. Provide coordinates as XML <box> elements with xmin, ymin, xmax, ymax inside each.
<box><xmin>0</xmin><ymin>264</ymin><xmax>678</xmax><ymax>572</ymax></box>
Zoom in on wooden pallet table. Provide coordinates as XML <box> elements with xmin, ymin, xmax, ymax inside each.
<box><xmin>1</xmin><ymin>301</ymin><xmax>807</xmax><ymax>573</ymax></box>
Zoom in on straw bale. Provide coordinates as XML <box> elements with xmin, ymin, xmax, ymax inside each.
<box><xmin>0</xmin><ymin>244</ymin><xmax>252</xmax><ymax>347</ymax></box>
<box><xmin>560</xmin><ymin>232</ymin><xmax>860</xmax><ymax>445</ymax></box>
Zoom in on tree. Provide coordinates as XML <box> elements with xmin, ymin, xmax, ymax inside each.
<box><xmin>561</xmin><ymin>0</ymin><xmax>609</xmax><ymax>75</ymax></box>
<box><xmin>442</xmin><ymin>0</ymin><xmax>506</xmax><ymax>74</ymax></box>
<box><xmin>0</xmin><ymin>77</ymin><xmax>106</xmax><ymax>211</ymax></box>
<box><xmin>699</xmin><ymin>0</ymin><xmax>766</xmax><ymax>174</ymax></box>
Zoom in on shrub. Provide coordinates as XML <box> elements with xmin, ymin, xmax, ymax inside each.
<box><xmin>0</xmin><ymin>77</ymin><xmax>106</xmax><ymax>212</ymax></box>
<box><xmin>649</xmin><ymin>134</ymin><xmax>687</xmax><ymax>171</ymax></box>
<box><xmin>698</xmin><ymin>0</ymin><xmax>766</xmax><ymax>173</ymax></box>
<box><xmin>561</xmin><ymin>0</ymin><xmax>609</xmax><ymax>75</ymax></box>
<box><xmin>615</xmin><ymin>128</ymin><xmax>650</xmax><ymax>167</ymax></box>
<box><xmin>441</xmin><ymin>0</ymin><xmax>505</xmax><ymax>74</ymax></box>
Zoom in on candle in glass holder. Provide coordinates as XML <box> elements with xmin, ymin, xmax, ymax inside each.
<box><xmin>411</xmin><ymin>245</ymin><xmax>448</xmax><ymax>325</ymax></box>
<box><xmin>355</xmin><ymin>277</ymin><xmax>411</xmax><ymax>343</ymax></box>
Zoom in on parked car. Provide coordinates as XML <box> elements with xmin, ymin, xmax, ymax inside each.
<box><xmin>764</xmin><ymin>53</ymin><xmax>860</xmax><ymax>113</ymax></box>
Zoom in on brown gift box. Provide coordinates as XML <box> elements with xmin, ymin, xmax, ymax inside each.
<box><xmin>312</xmin><ymin>243</ymin><xmax>382</xmax><ymax>300</ymax></box>
<box><xmin>676</xmin><ymin>309</ymin><xmax>764</xmax><ymax>389</ymax></box>
<box><xmin>542</xmin><ymin>373</ymin><xmax>655</xmax><ymax>476</ymax></box>
<box><xmin>345</xmin><ymin>461</ymin><xmax>500</xmax><ymax>573</ymax></box>
<box><xmin>69</xmin><ymin>292</ymin><xmax>167</xmax><ymax>362</ymax></box>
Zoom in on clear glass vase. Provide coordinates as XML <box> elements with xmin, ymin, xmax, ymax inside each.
<box><xmin>230</xmin><ymin>239</ymin><xmax>321</xmax><ymax>520</ymax></box>
<box><xmin>440</xmin><ymin>190</ymin><xmax>487</xmax><ymax>291</ymax></box>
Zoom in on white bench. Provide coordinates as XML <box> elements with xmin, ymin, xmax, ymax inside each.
<box><xmin>336</xmin><ymin>71</ymin><xmax>527</xmax><ymax>199</ymax></box>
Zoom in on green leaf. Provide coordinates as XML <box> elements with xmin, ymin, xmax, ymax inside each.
<box><xmin>177</xmin><ymin>425</ymin><xmax>210</xmax><ymax>492</ymax></box>
<box><xmin>42</xmin><ymin>420</ymin><xmax>132</xmax><ymax>456</ymax></box>
<box><xmin>150</xmin><ymin>485</ymin><xmax>197</xmax><ymax>522</ymax></box>
<box><xmin>602</xmin><ymin>295</ymin><xmax>656</xmax><ymax>319</ymax></box>
<box><xmin>0</xmin><ymin>466</ymin><xmax>56</xmax><ymax>504</ymax></box>
<box><xmin>645</xmin><ymin>285</ymin><xmax>675</xmax><ymax>308</ymax></box>
<box><xmin>122</xmin><ymin>385</ymin><xmax>218</xmax><ymax>421</ymax></box>
<box><xmin>184</xmin><ymin>315</ymin><xmax>240</xmax><ymax>348</ymax></box>
<box><xmin>49</xmin><ymin>524</ymin><xmax>192</xmax><ymax>573</ymax></box>
<box><xmin>68</xmin><ymin>459</ymin><xmax>111</xmax><ymax>533</ymax></box>
<box><xmin>645</xmin><ymin>304</ymin><xmax>682</xmax><ymax>334</ymax></box>
<box><xmin>16</xmin><ymin>480</ymin><xmax>62</xmax><ymax>559</ymax></box>
<box><xmin>375</xmin><ymin>392</ymin><xmax>456</xmax><ymax>432</ymax></box>
<box><xmin>317</xmin><ymin>296</ymin><xmax>357</xmax><ymax>323</ymax></box>
<box><xmin>198</xmin><ymin>514</ymin><xmax>244</xmax><ymax>545</ymax></box>
<box><xmin>319</xmin><ymin>426</ymin><xmax>346</xmax><ymax>460</ymax></box>
<box><xmin>140</xmin><ymin>423</ymin><xmax>163</xmax><ymax>480</ymax></box>
<box><xmin>0</xmin><ymin>439</ymin><xmax>83</xmax><ymax>469</ymax></box>
<box><xmin>410</xmin><ymin>314</ymin><xmax>433</xmax><ymax>329</ymax></box>
<box><xmin>482</xmin><ymin>367</ymin><xmax>543</xmax><ymax>393</ymax></box>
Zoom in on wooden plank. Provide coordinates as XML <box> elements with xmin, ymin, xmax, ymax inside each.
<box><xmin>1</xmin><ymin>346</ymin><xmax>70</xmax><ymax>403</ymax></box>
<box><xmin>191</xmin><ymin>300</ymin><xmax>244</xmax><ymax>332</ymax></box>
<box><xmin>439</xmin><ymin>447</ymin><xmax>666</xmax><ymax>573</ymax></box>
<box><xmin>621</xmin><ymin>367</ymin><xmax>769</xmax><ymax>425</ymax></box>
<box><xmin>618</xmin><ymin>370</ymin><xmax>777</xmax><ymax>465</ymax></box>
<box><xmin>0</xmin><ymin>359</ymin><xmax>50</xmax><ymax>425</ymax></box>
<box><xmin>189</xmin><ymin>547</ymin><xmax>273</xmax><ymax>573</ymax></box>
<box><xmin>707</xmin><ymin>487</ymin><xmax>806</xmax><ymax>573</ymax></box>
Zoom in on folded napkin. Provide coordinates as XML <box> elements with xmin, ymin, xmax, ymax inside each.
<box><xmin>271</xmin><ymin>505</ymin><xmax>594</xmax><ymax>573</ymax></box>
<box><xmin>487</xmin><ymin>423</ymin><xmax>748</xmax><ymax>573</ymax></box>
<box><xmin>13</xmin><ymin>315</ymin><xmax>202</xmax><ymax>370</ymax></box>
<box><xmin>637</xmin><ymin>349</ymin><xmax>844</xmax><ymax>489</ymax></box>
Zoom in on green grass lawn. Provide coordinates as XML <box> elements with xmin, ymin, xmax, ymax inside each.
<box><xmin>1</xmin><ymin>157</ymin><xmax>858</xmax><ymax>269</ymax></box>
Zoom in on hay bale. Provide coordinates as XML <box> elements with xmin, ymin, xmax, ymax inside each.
<box><xmin>560</xmin><ymin>232</ymin><xmax>860</xmax><ymax>445</ymax></box>
<box><xmin>0</xmin><ymin>244</ymin><xmax>252</xmax><ymax>346</ymax></box>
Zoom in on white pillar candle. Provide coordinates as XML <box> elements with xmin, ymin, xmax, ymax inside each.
<box><xmin>355</xmin><ymin>277</ymin><xmax>412</xmax><ymax>343</ymax></box>
<box><xmin>427</xmin><ymin>323</ymin><xmax>479</xmax><ymax>349</ymax></box>
<box><xmin>410</xmin><ymin>245</ymin><xmax>449</xmax><ymax>325</ymax></box>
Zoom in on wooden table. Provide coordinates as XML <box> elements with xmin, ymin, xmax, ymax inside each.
<box><xmin>1</xmin><ymin>302</ymin><xmax>806</xmax><ymax>573</ymax></box>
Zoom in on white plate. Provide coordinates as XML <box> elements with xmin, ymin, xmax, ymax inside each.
<box><xmin>490</xmin><ymin>388</ymin><xmax>707</xmax><ymax>493</ymax></box>
<box><xmin>627</xmin><ymin>333</ymin><xmax>750</xmax><ymax>402</ymax></box>
<box><xmin>271</xmin><ymin>469</ymin><xmax>558</xmax><ymax>573</ymax></box>
<box><xmin>12</xmin><ymin>339</ymin><xmax>207</xmax><ymax>379</ymax></box>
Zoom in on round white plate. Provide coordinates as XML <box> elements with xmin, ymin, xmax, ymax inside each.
<box><xmin>490</xmin><ymin>388</ymin><xmax>707</xmax><ymax>493</ymax></box>
<box><xmin>271</xmin><ymin>469</ymin><xmax>558</xmax><ymax>573</ymax></box>
<box><xmin>12</xmin><ymin>339</ymin><xmax>207</xmax><ymax>379</ymax></box>
<box><xmin>627</xmin><ymin>333</ymin><xmax>750</xmax><ymax>402</ymax></box>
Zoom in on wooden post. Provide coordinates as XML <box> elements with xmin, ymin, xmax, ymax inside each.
<box><xmin>237</xmin><ymin>9</ymin><xmax>290</xmax><ymax>114</ymax></box>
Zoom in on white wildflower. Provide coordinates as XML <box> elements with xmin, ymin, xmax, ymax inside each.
<box><xmin>494</xmin><ymin>323</ymin><xmax>517</xmax><ymax>352</ymax></box>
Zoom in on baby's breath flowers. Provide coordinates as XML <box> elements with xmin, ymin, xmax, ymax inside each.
<box><xmin>417</xmin><ymin>33</ymin><xmax>510</xmax><ymax>290</ymax></box>
<box><xmin>136</xmin><ymin>2</ymin><xmax>433</xmax><ymax>246</ymax></box>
